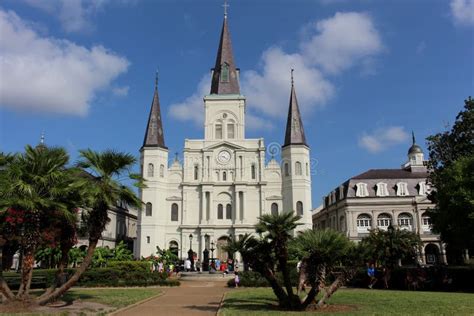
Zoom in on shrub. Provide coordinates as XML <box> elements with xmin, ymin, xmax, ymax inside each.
<box><xmin>227</xmin><ymin>269</ymin><xmax>299</xmax><ymax>288</ymax></box>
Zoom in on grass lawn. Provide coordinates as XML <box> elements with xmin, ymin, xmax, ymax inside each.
<box><xmin>62</xmin><ymin>288</ymin><xmax>162</xmax><ymax>309</ymax></box>
<box><xmin>219</xmin><ymin>288</ymin><xmax>474</xmax><ymax>315</ymax></box>
<box><xmin>0</xmin><ymin>288</ymin><xmax>162</xmax><ymax>315</ymax></box>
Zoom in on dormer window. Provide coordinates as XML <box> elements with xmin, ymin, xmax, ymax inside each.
<box><xmin>376</xmin><ymin>182</ymin><xmax>389</xmax><ymax>197</ymax></box>
<box><xmin>356</xmin><ymin>183</ymin><xmax>369</xmax><ymax>197</ymax></box>
<box><xmin>396</xmin><ymin>182</ymin><xmax>408</xmax><ymax>196</ymax></box>
<box><xmin>221</xmin><ymin>63</ymin><xmax>229</xmax><ymax>82</ymax></box>
<box><xmin>418</xmin><ymin>182</ymin><xmax>427</xmax><ymax>195</ymax></box>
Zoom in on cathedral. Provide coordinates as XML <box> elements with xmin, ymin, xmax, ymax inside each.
<box><xmin>136</xmin><ymin>12</ymin><xmax>313</xmax><ymax>260</ymax></box>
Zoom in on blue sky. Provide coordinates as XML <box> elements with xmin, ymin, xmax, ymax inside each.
<box><xmin>0</xmin><ymin>0</ymin><xmax>473</xmax><ymax>207</ymax></box>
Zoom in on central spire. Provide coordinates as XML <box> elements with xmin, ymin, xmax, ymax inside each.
<box><xmin>210</xmin><ymin>6</ymin><xmax>240</xmax><ymax>95</ymax></box>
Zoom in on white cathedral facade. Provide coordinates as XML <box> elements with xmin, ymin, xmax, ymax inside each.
<box><xmin>136</xmin><ymin>14</ymin><xmax>313</xmax><ymax>260</ymax></box>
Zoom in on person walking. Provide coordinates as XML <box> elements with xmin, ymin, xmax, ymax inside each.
<box><xmin>234</xmin><ymin>271</ymin><xmax>240</xmax><ymax>288</ymax></box>
<box><xmin>367</xmin><ymin>263</ymin><xmax>377</xmax><ymax>289</ymax></box>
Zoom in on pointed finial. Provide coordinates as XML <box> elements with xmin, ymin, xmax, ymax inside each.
<box><xmin>223</xmin><ymin>0</ymin><xmax>229</xmax><ymax>18</ymax></box>
<box><xmin>291</xmin><ymin>68</ymin><xmax>294</xmax><ymax>86</ymax></box>
<box><xmin>412</xmin><ymin>131</ymin><xmax>416</xmax><ymax>145</ymax></box>
<box><xmin>40</xmin><ymin>130</ymin><xmax>45</xmax><ymax>145</ymax></box>
<box><xmin>155</xmin><ymin>70</ymin><xmax>158</xmax><ymax>90</ymax></box>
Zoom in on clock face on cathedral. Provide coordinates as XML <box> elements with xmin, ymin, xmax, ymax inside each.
<box><xmin>217</xmin><ymin>150</ymin><xmax>231</xmax><ymax>164</ymax></box>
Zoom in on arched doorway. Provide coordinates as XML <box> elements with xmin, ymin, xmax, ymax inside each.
<box><xmin>425</xmin><ymin>243</ymin><xmax>440</xmax><ymax>264</ymax></box>
<box><xmin>216</xmin><ymin>236</ymin><xmax>230</xmax><ymax>261</ymax></box>
<box><xmin>169</xmin><ymin>241</ymin><xmax>179</xmax><ymax>258</ymax></box>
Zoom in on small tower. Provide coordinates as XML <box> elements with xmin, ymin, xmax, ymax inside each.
<box><xmin>281</xmin><ymin>70</ymin><xmax>312</xmax><ymax>231</ymax></box>
<box><xmin>138</xmin><ymin>72</ymin><xmax>169</xmax><ymax>256</ymax></box>
<box><xmin>406</xmin><ymin>132</ymin><xmax>426</xmax><ymax>172</ymax></box>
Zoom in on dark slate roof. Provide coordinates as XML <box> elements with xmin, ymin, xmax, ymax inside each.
<box><xmin>283</xmin><ymin>79</ymin><xmax>307</xmax><ymax>147</ymax></box>
<box><xmin>143</xmin><ymin>77</ymin><xmax>166</xmax><ymax>149</ymax></box>
<box><xmin>352</xmin><ymin>169</ymin><xmax>428</xmax><ymax>180</ymax></box>
<box><xmin>210</xmin><ymin>16</ymin><xmax>240</xmax><ymax>95</ymax></box>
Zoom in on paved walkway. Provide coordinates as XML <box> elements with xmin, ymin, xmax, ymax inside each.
<box><xmin>115</xmin><ymin>279</ymin><xmax>230</xmax><ymax>316</ymax></box>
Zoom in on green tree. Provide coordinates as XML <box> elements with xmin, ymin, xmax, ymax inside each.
<box><xmin>0</xmin><ymin>145</ymin><xmax>80</xmax><ymax>301</ymax></box>
<box><xmin>227</xmin><ymin>213</ymin><xmax>358</xmax><ymax>311</ymax></box>
<box><xmin>360</xmin><ymin>226</ymin><xmax>421</xmax><ymax>288</ymax></box>
<box><xmin>37</xmin><ymin>149</ymin><xmax>142</xmax><ymax>305</ymax></box>
<box><xmin>426</xmin><ymin>96</ymin><xmax>474</xmax><ymax>262</ymax></box>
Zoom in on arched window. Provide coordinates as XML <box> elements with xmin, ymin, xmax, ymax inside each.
<box><xmin>398</xmin><ymin>212</ymin><xmax>413</xmax><ymax>230</ymax></box>
<box><xmin>215</xmin><ymin>124</ymin><xmax>223</xmax><ymax>139</ymax></box>
<box><xmin>217</xmin><ymin>204</ymin><xmax>223</xmax><ymax>219</ymax></box>
<box><xmin>356</xmin><ymin>183</ymin><xmax>369</xmax><ymax>197</ymax></box>
<box><xmin>396</xmin><ymin>182</ymin><xmax>408</xmax><ymax>196</ymax></box>
<box><xmin>221</xmin><ymin>63</ymin><xmax>229</xmax><ymax>82</ymax></box>
<box><xmin>356</xmin><ymin>214</ymin><xmax>371</xmax><ymax>232</ymax></box>
<box><xmin>296</xmin><ymin>201</ymin><xmax>303</xmax><ymax>216</ymax></box>
<box><xmin>226</xmin><ymin>204</ymin><xmax>232</xmax><ymax>219</ymax></box>
<box><xmin>145</xmin><ymin>202</ymin><xmax>152</xmax><ymax>216</ymax></box>
<box><xmin>159</xmin><ymin>164</ymin><xmax>164</xmax><ymax>178</ymax></box>
<box><xmin>271</xmin><ymin>203</ymin><xmax>279</xmax><ymax>216</ymax></box>
<box><xmin>295</xmin><ymin>162</ymin><xmax>302</xmax><ymax>175</ymax></box>
<box><xmin>194</xmin><ymin>165</ymin><xmax>199</xmax><ymax>180</ymax></box>
<box><xmin>376</xmin><ymin>183</ymin><xmax>388</xmax><ymax>197</ymax></box>
<box><xmin>223</xmin><ymin>171</ymin><xmax>227</xmax><ymax>181</ymax></box>
<box><xmin>421</xmin><ymin>212</ymin><xmax>432</xmax><ymax>232</ymax></box>
<box><xmin>284</xmin><ymin>163</ymin><xmax>289</xmax><ymax>176</ymax></box>
<box><xmin>147</xmin><ymin>163</ymin><xmax>154</xmax><ymax>177</ymax></box>
<box><xmin>251</xmin><ymin>164</ymin><xmax>256</xmax><ymax>180</ymax></box>
<box><xmin>377</xmin><ymin>213</ymin><xmax>392</xmax><ymax>229</ymax></box>
<box><xmin>171</xmin><ymin>203</ymin><xmax>178</xmax><ymax>222</ymax></box>
<box><xmin>146</xmin><ymin>236</ymin><xmax>150</xmax><ymax>244</ymax></box>
<box><xmin>227</xmin><ymin>124</ymin><xmax>235</xmax><ymax>139</ymax></box>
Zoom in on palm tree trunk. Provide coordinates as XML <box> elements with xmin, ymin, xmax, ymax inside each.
<box><xmin>301</xmin><ymin>283</ymin><xmax>320</xmax><ymax>309</ymax></box>
<box><xmin>317</xmin><ymin>275</ymin><xmax>344</xmax><ymax>307</ymax></box>
<box><xmin>40</xmin><ymin>243</ymin><xmax>70</xmax><ymax>298</ymax></box>
<box><xmin>17</xmin><ymin>246</ymin><xmax>36</xmax><ymax>299</ymax></box>
<box><xmin>261</xmin><ymin>267</ymin><xmax>290</xmax><ymax>307</ymax></box>
<box><xmin>36</xmin><ymin>238</ymin><xmax>98</xmax><ymax>306</ymax></box>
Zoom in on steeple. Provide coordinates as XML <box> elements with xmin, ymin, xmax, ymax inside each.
<box><xmin>210</xmin><ymin>7</ymin><xmax>240</xmax><ymax>95</ymax></box>
<box><xmin>143</xmin><ymin>72</ymin><xmax>167</xmax><ymax>149</ymax></box>
<box><xmin>283</xmin><ymin>70</ymin><xmax>307</xmax><ymax>147</ymax></box>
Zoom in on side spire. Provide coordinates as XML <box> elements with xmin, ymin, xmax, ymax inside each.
<box><xmin>283</xmin><ymin>69</ymin><xmax>308</xmax><ymax>148</ymax></box>
<box><xmin>210</xmin><ymin>5</ymin><xmax>240</xmax><ymax>95</ymax></box>
<box><xmin>143</xmin><ymin>72</ymin><xmax>167</xmax><ymax>149</ymax></box>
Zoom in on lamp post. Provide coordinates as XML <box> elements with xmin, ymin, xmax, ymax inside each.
<box><xmin>210</xmin><ymin>240</ymin><xmax>215</xmax><ymax>273</ymax></box>
<box><xmin>188</xmin><ymin>234</ymin><xmax>194</xmax><ymax>271</ymax></box>
<box><xmin>203</xmin><ymin>234</ymin><xmax>209</xmax><ymax>272</ymax></box>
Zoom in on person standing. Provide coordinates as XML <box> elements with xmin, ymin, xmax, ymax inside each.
<box><xmin>367</xmin><ymin>263</ymin><xmax>377</xmax><ymax>289</ymax></box>
<box><xmin>195</xmin><ymin>259</ymin><xmax>202</xmax><ymax>273</ymax></box>
<box><xmin>234</xmin><ymin>272</ymin><xmax>240</xmax><ymax>288</ymax></box>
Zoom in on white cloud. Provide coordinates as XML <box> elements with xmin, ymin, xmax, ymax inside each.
<box><xmin>450</xmin><ymin>0</ymin><xmax>474</xmax><ymax>26</ymax></box>
<box><xmin>20</xmin><ymin>0</ymin><xmax>137</xmax><ymax>33</ymax></box>
<box><xmin>358</xmin><ymin>126</ymin><xmax>409</xmax><ymax>153</ymax></box>
<box><xmin>0</xmin><ymin>9</ymin><xmax>129</xmax><ymax>116</ymax></box>
<box><xmin>301</xmin><ymin>12</ymin><xmax>383</xmax><ymax>75</ymax></box>
<box><xmin>168</xmin><ymin>75</ymin><xmax>209</xmax><ymax>126</ymax></box>
<box><xmin>169</xmin><ymin>11</ymin><xmax>383</xmax><ymax>130</ymax></box>
<box><xmin>112</xmin><ymin>86</ymin><xmax>129</xmax><ymax>97</ymax></box>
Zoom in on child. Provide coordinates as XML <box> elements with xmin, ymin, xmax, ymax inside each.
<box><xmin>234</xmin><ymin>272</ymin><xmax>240</xmax><ymax>288</ymax></box>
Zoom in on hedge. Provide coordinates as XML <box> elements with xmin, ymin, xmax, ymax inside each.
<box><xmin>4</xmin><ymin>261</ymin><xmax>179</xmax><ymax>289</ymax></box>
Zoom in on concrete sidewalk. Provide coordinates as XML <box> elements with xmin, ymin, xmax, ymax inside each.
<box><xmin>114</xmin><ymin>280</ymin><xmax>230</xmax><ymax>316</ymax></box>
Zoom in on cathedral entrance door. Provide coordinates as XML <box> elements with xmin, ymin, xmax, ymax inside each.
<box><xmin>216</xmin><ymin>236</ymin><xmax>230</xmax><ymax>261</ymax></box>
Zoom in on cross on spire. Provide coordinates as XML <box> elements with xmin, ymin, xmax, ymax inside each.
<box><xmin>155</xmin><ymin>70</ymin><xmax>158</xmax><ymax>90</ymax></box>
<box><xmin>291</xmin><ymin>68</ymin><xmax>294</xmax><ymax>86</ymax></box>
<box><xmin>223</xmin><ymin>0</ymin><xmax>229</xmax><ymax>18</ymax></box>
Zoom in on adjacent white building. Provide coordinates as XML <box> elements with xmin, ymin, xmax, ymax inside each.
<box><xmin>136</xmin><ymin>14</ymin><xmax>313</xmax><ymax>260</ymax></box>
<box><xmin>312</xmin><ymin>135</ymin><xmax>445</xmax><ymax>265</ymax></box>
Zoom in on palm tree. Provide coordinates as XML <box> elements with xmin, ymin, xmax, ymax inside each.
<box><xmin>0</xmin><ymin>145</ymin><xmax>78</xmax><ymax>300</ymax></box>
<box><xmin>256</xmin><ymin>212</ymin><xmax>301</xmax><ymax>307</ymax></box>
<box><xmin>37</xmin><ymin>149</ymin><xmax>142</xmax><ymax>305</ymax></box>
